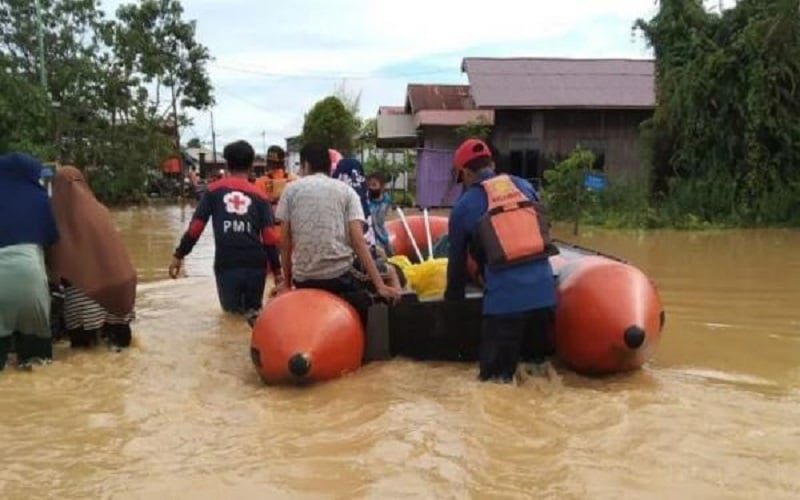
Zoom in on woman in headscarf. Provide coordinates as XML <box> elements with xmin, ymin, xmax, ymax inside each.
<box><xmin>332</xmin><ymin>158</ymin><xmax>372</xmax><ymax>235</ymax></box>
<box><xmin>0</xmin><ymin>153</ymin><xmax>59</xmax><ymax>370</ymax></box>
<box><xmin>50</xmin><ymin>166</ymin><xmax>137</xmax><ymax>350</ymax></box>
<box><xmin>331</xmin><ymin>158</ymin><xmax>404</xmax><ymax>289</ymax></box>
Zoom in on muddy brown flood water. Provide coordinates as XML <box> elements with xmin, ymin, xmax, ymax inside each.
<box><xmin>1</xmin><ymin>203</ymin><xmax>799</xmax><ymax>499</ymax></box>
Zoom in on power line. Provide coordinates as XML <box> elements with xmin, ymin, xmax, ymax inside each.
<box><xmin>210</xmin><ymin>63</ymin><xmax>455</xmax><ymax>81</ymax></box>
<box><xmin>214</xmin><ymin>86</ymin><xmax>275</xmax><ymax>113</ymax></box>
<box><xmin>211</xmin><ymin>87</ymin><xmax>299</xmax><ymax>137</ymax></box>
<box><xmin>187</xmin><ymin>124</ymin><xmax>207</xmax><ymax>142</ymax></box>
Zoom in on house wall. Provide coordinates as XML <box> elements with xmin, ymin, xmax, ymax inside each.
<box><xmin>420</xmin><ymin>126</ymin><xmax>462</xmax><ymax>151</ymax></box>
<box><xmin>492</xmin><ymin>109</ymin><xmax>652</xmax><ymax>183</ymax></box>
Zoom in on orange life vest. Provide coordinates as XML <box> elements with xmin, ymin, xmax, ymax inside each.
<box><xmin>255</xmin><ymin>169</ymin><xmax>296</xmax><ymax>204</ymax></box>
<box><xmin>476</xmin><ymin>174</ymin><xmax>558</xmax><ymax>268</ymax></box>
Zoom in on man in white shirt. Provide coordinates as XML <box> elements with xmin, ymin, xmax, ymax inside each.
<box><xmin>273</xmin><ymin>143</ymin><xmax>401</xmax><ymax>303</ymax></box>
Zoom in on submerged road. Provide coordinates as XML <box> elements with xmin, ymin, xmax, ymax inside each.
<box><xmin>1</xmin><ymin>203</ymin><xmax>798</xmax><ymax>499</ymax></box>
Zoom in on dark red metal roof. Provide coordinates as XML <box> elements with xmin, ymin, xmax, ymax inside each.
<box><xmin>462</xmin><ymin>57</ymin><xmax>655</xmax><ymax>109</ymax></box>
<box><xmin>405</xmin><ymin>84</ymin><xmax>474</xmax><ymax>113</ymax></box>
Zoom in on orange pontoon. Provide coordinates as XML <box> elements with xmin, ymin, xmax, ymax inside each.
<box><xmin>250</xmin><ymin>215</ymin><xmax>664</xmax><ymax>384</ymax></box>
<box><xmin>250</xmin><ymin>289</ymin><xmax>364</xmax><ymax>384</ymax></box>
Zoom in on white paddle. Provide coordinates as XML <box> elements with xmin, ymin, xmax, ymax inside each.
<box><xmin>423</xmin><ymin>208</ymin><xmax>434</xmax><ymax>261</ymax></box>
<box><xmin>395</xmin><ymin>207</ymin><xmax>424</xmax><ymax>263</ymax></box>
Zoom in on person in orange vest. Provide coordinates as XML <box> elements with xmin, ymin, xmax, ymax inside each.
<box><xmin>444</xmin><ymin>138</ymin><xmax>558</xmax><ymax>383</ymax></box>
<box><xmin>254</xmin><ymin>145</ymin><xmax>297</xmax><ymax>210</ymax></box>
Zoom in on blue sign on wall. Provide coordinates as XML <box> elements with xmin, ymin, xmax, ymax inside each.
<box><xmin>40</xmin><ymin>167</ymin><xmax>54</xmax><ymax>179</ymax></box>
<box><xmin>584</xmin><ymin>172</ymin><xmax>607</xmax><ymax>191</ymax></box>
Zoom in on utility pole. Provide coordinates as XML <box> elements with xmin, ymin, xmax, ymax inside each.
<box><xmin>170</xmin><ymin>83</ymin><xmax>183</xmax><ymax>198</ymax></box>
<box><xmin>33</xmin><ymin>0</ymin><xmax>47</xmax><ymax>90</ymax></box>
<box><xmin>261</xmin><ymin>130</ymin><xmax>267</xmax><ymax>158</ymax></box>
<box><xmin>210</xmin><ymin>109</ymin><xmax>219</xmax><ymax>173</ymax></box>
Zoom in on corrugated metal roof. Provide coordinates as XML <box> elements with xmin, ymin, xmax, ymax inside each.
<box><xmin>406</xmin><ymin>84</ymin><xmax>474</xmax><ymax>112</ymax></box>
<box><xmin>462</xmin><ymin>57</ymin><xmax>655</xmax><ymax>109</ymax></box>
<box><xmin>414</xmin><ymin>110</ymin><xmax>494</xmax><ymax>127</ymax></box>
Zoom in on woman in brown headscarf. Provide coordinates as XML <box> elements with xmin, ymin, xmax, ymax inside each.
<box><xmin>50</xmin><ymin>167</ymin><xmax>137</xmax><ymax>350</ymax></box>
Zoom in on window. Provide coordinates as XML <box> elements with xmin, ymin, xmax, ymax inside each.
<box><xmin>524</xmin><ymin>148</ymin><xmax>541</xmax><ymax>180</ymax></box>
<box><xmin>504</xmin><ymin>134</ymin><xmax>541</xmax><ymax>183</ymax></box>
<box><xmin>507</xmin><ymin>149</ymin><xmax>540</xmax><ymax>182</ymax></box>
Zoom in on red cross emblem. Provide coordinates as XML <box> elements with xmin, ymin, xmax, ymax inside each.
<box><xmin>223</xmin><ymin>191</ymin><xmax>252</xmax><ymax>215</ymax></box>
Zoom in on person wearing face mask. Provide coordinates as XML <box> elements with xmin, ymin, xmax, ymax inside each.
<box><xmin>254</xmin><ymin>145</ymin><xmax>297</xmax><ymax>212</ymax></box>
<box><xmin>272</xmin><ymin>144</ymin><xmax>402</xmax><ymax>302</ymax></box>
<box><xmin>331</xmin><ymin>157</ymin><xmax>372</xmax><ymax>239</ymax></box>
<box><xmin>366</xmin><ymin>173</ymin><xmax>393</xmax><ymax>257</ymax></box>
<box><xmin>331</xmin><ymin>159</ymin><xmax>404</xmax><ymax>290</ymax></box>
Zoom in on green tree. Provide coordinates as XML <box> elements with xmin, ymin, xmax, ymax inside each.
<box><xmin>186</xmin><ymin>137</ymin><xmax>202</xmax><ymax>148</ymax></box>
<box><xmin>333</xmin><ymin>79</ymin><xmax>363</xmax><ymax>132</ymax></box>
<box><xmin>354</xmin><ymin>116</ymin><xmax>379</xmax><ymax>160</ymax></box>
<box><xmin>454</xmin><ymin>116</ymin><xmax>492</xmax><ymax>141</ymax></box>
<box><xmin>110</xmin><ymin>0</ymin><xmax>214</xmax><ymax>147</ymax></box>
<box><xmin>302</xmin><ymin>96</ymin><xmax>358</xmax><ymax>154</ymax></box>
<box><xmin>0</xmin><ymin>0</ymin><xmax>214</xmax><ymax>203</ymax></box>
<box><xmin>358</xmin><ymin>117</ymin><xmax>377</xmax><ymax>150</ymax></box>
<box><xmin>0</xmin><ymin>66</ymin><xmax>51</xmax><ymax>156</ymax></box>
<box><xmin>635</xmin><ymin>0</ymin><xmax>800</xmax><ymax>224</ymax></box>
<box><xmin>0</xmin><ymin>0</ymin><xmax>109</xmax><ymax>161</ymax></box>
<box><xmin>542</xmin><ymin>148</ymin><xmax>595</xmax><ymax>220</ymax></box>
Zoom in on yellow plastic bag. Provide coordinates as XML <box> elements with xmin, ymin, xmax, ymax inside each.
<box><xmin>388</xmin><ymin>256</ymin><xmax>448</xmax><ymax>299</ymax></box>
<box><xmin>387</xmin><ymin>255</ymin><xmax>413</xmax><ymax>274</ymax></box>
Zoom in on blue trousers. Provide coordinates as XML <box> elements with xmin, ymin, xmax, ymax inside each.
<box><xmin>214</xmin><ymin>268</ymin><xmax>267</xmax><ymax>314</ymax></box>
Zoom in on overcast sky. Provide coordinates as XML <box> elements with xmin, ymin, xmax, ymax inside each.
<box><xmin>100</xmin><ymin>0</ymin><xmax>735</xmax><ymax>152</ymax></box>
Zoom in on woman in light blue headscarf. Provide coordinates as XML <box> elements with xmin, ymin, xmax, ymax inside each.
<box><xmin>0</xmin><ymin>153</ymin><xmax>59</xmax><ymax>370</ymax></box>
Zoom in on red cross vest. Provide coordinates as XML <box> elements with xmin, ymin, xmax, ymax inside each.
<box><xmin>476</xmin><ymin>174</ymin><xmax>558</xmax><ymax>268</ymax></box>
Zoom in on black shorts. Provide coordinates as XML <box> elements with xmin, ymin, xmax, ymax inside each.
<box><xmin>294</xmin><ymin>271</ymin><xmax>363</xmax><ymax>295</ymax></box>
<box><xmin>293</xmin><ymin>249</ymin><xmax>393</xmax><ymax>296</ymax></box>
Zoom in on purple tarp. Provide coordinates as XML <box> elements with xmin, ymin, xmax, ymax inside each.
<box><xmin>416</xmin><ymin>148</ymin><xmax>463</xmax><ymax>208</ymax></box>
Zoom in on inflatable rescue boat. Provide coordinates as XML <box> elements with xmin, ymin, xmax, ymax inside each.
<box><xmin>250</xmin><ymin>213</ymin><xmax>665</xmax><ymax>385</ymax></box>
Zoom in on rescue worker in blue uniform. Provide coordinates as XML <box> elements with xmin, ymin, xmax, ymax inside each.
<box><xmin>444</xmin><ymin>138</ymin><xmax>558</xmax><ymax>383</ymax></box>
